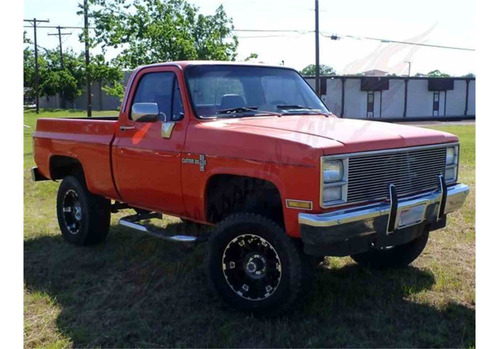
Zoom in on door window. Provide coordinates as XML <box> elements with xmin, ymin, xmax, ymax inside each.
<box><xmin>172</xmin><ymin>79</ymin><xmax>184</xmax><ymax>121</ymax></box>
<box><xmin>131</xmin><ymin>72</ymin><xmax>184</xmax><ymax>121</ymax></box>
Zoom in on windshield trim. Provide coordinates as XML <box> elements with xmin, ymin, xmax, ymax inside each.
<box><xmin>183</xmin><ymin>64</ymin><xmax>331</xmax><ymax>120</ymax></box>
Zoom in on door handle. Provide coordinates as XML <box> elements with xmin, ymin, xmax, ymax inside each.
<box><xmin>161</xmin><ymin>121</ymin><xmax>175</xmax><ymax>139</ymax></box>
<box><xmin>119</xmin><ymin>125</ymin><xmax>135</xmax><ymax>131</ymax></box>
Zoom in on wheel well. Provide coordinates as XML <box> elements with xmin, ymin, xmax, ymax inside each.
<box><xmin>205</xmin><ymin>175</ymin><xmax>284</xmax><ymax>226</ymax></box>
<box><xmin>49</xmin><ymin>156</ymin><xmax>84</xmax><ymax>180</ymax></box>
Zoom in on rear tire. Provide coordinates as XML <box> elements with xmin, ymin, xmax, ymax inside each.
<box><xmin>56</xmin><ymin>176</ymin><xmax>110</xmax><ymax>246</ymax></box>
<box><xmin>207</xmin><ymin>213</ymin><xmax>311</xmax><ymax>315</ymax></box>
<box><xmin>350</xmin><ymin>229</ymin><xmax>429</xmax><ymax>269</ymax></box>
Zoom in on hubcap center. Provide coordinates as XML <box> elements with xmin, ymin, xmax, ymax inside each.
<box><xmin>245</xmin><ymin>254</ymin><xmax>266</xmax><ymax>277</ymax></box>
<box><xmin>74</xmin><ymin>205</ymin><xmax>82</xmax><ymax>221</ymax></box>
<box><xmin>246</xmin><ymin>261</ymin><xmax>257</xmax><ymax>273</ymax></box>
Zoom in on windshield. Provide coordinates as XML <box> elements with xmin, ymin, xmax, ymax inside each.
<box><xmin>185</xmin><ymin>65</ymin><xmax>330</xmax><ymax>118</ymax></box>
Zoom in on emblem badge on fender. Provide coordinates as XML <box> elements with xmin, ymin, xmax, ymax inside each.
<box><xmin>182</xmin><ymin>154</ymin><xmax>207</xmax><ymax>172</ymax></box>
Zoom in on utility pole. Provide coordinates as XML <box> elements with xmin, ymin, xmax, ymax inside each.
<box><xmin>314</xmin><ymin>0</ymin><xmax>320</xmax><ymax>95</ymax></box>
<box><xmin>83</xmin><ymin>0</ymin><xmax>92</xmax><ymax>117</ymax></box>
<box><xmin>48</xmin><ymin>26</ymin><xmax>71</xmax><ymax>108</ymax></box>
<box><xmin>24</xmin><ymin>18</ymin><xmax>50</xmax><ymax>114</ymax></box>
<box><xmin>48</xmin><ymin>26</ymin><xmax>71</xmax><ymax>69</ymax></box>
<box><xmin>405</xmin><ymin>61</ymin><xmax>412</xmax><ymax>77</ymax></box>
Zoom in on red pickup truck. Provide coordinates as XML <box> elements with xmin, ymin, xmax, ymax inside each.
<box><xmin>32</xmin><ymin>61</ymin><xmax>469</xmax><ymax>315</ymax></box>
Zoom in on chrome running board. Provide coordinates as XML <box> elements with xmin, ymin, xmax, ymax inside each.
<box><xmin>118</xmin><ymin>212</ymin><xmax>198</xmax><ymax>242</ymax></box>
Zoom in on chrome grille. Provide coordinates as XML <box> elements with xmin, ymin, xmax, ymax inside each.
<box><xmin>347</xmin><ymin>146</ymin><xmax>446</xmax><ymax>204</ymax></box>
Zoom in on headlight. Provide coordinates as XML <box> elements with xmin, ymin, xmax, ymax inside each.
<box><xmin>323</xmin><ymin>185</ymin><xmax>342</xmax><ymax>202</ymax></box>
<box><xmin>323</xmin><ymin>160</ymin><xmax>344</xmax><ymax>182</ymax></box>
<box><xmin>321</xmin><ymin>157</ymin><xmax>348</xmax><ymax>207</ymax></box>
<box><xmin>445</xmin><ymin>145</ymin><xmax>459</xmax><ymax>183</ymax></box>
<box><xmin>446</xmin><ymin>146</ymin><xmax>457</xmax><ymax>165</ymax></box>
<box><xmin>445</xmin><ymin>167</ymin><xmax>457</xmax><ymax>181</ymax></box>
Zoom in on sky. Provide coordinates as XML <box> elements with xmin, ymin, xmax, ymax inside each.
<box><xmin>24</xmin><ymin>0</ymin><xmax>476</xmax><ymax>76</ymax></box>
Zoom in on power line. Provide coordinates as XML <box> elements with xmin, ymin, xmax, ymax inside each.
<box><xmin>326</xmin><ymin>32</ymin><xmax>475</xmax><ymax>51</ymax></box>
<box><xmin>23</xmin><ymin>25</ymin><xmax>96</xmax><ymax>30</ymax></box>
<box><xmin>22</xmin><ymin>24</ymin><xmax>476</xmax><ymax>51</ymax></box>
<box><xmin>61</xmin><ymin>32</ymin><xmax>74</xmax><ymax>45</ymax></box>
<box><xmin>48</xmin><ymin>26</ymin><xmax>71</xmax><ymax>69</ymax></box>
<box><xmin>234</xmin><ymin>29</ymin><xmax>313</xmax><ymax>33</ymax></box>
<box><xmin>35</xmin><ymin>44</ymin><xmax>50</xmax><ymax>52</ymax></box>
<box><xmin>232</xmin><ymin>28</ymin><xmax>477</xmax><ymax>52</ymax></box>
<box><xmin>24</xmin><ymin>11</ymin><xmax>94</xmax><ymax>116</ymax></box>
<box><xmin>25</xmin><ymin>26</ymin><xmax>310</xmax><ymax>33</ymax></box>
<box><xmin>237</xmin><ymin>34</ymin><xmax>294</xmax><ymax>39</ymax></box>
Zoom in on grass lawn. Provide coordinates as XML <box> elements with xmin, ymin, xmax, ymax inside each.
<box><xmin>24</xmin><ymin>111</ymin><xmax>475</xmax><ymax>348</ymax></box>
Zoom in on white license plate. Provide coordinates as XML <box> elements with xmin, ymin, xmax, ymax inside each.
<box><xmin>398</xmin><ymin>204</ymin><xmax>426</xmax><ymax>228</ymax></box>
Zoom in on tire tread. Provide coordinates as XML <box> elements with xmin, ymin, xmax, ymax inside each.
<box><xmin>56</xmin><ymin>176</ymin><xmax>110</xmax><ymax>246</ymax></box>
<box><xmin>207</xmin><ymin>213</ymin><xmax>310</xmax><ymax>316</ymax></box>
<box><xmin>351</xmin><ymin>229</ymin><xmax>429</xmax><ymax>269</ymax></box>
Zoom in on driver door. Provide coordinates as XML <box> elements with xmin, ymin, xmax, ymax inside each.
<box><xmin>112</xmin><ymin>67</ymin><xmax>187</xmax><ymax>215</ymax></box>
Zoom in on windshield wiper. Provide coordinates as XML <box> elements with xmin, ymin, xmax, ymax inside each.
<box><xmin>217</xmin><ymin>106</ymin><xmax>257</xmax><ymax>114</ymax></box>
<box><xmin>276</xmin><ymin>104</ymin><xmax>331</xmax><ymax>117</ymax></box>
<box><xmin>276</xmin><ymin>104</ymin><xmax>309</xmax><ymax>110</ymax></box>
<box><xmin>217</xmin><ymin>106</ymin><xmax>281</xmax><ymax>117</ymax></box>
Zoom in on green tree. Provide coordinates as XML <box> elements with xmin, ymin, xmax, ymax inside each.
<box><xmin>39</xmin><ymin>69</ymin><xmax>81</xmax><ymax>102</ymax></box>
<box><xmin>89</xmin><ymin>54</ymin><xmax>124</xmax><ymax>99</ymax></box>
<box><xmin>427</xmin><ymin>70</ymin><xmax>450</xmax><ymax>77</ymax></box>
<box><xmin>300</xmin><ymin>64</ymin><xmax>335</xmax><ymax>76</ymax></box>
<box><xmin>89</xmin><ymin>0</ymin><xmax>239</xmax><ymax>69</ymax></box>
<box><xmin>36</xmin><ymin>49</ymin><xmax>86</xmax><ymax>103</ymax></box>
<box><xmin>24</xmin><ymin>46</ymin><xmax>124</xmax><ymax>104</ymax></box>
<box><xmin>243</xmin><ymin>53</ymin><xmax>259</xmax><ymax>62</ymax></box>
<box><xmin>24</xmin><ymin>31</ymin><xmax>36</xmax><ymax>99</ymax></box>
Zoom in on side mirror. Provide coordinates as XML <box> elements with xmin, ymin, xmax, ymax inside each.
<box><xmin>131</xmin><ymin>103</ymin><xmax>160</xmax><ymax>122</ymax></box>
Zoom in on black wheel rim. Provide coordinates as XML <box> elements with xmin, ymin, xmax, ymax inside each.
<box><xmin>62</xmin><ymin>189</ymin><xmax>82</xmax><ymax>235</ymax></box>
<box><xmin>222</xmin><ymin>234</ymin><xmax>282</xmax><ymax>301</ymax></box>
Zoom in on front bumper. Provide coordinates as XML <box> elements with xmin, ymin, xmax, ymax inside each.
<box><xmin>299</xmin><ymin>183</ymin><xmax>469</xmax><ymax>256</ymax></box>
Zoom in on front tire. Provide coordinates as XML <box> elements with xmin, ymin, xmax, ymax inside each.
<box><xmin>56</xmin><ymin>176</ymin><xmax>111</xmax><ymax>246</ymax></box>
<box><xmin>207</xmin><ymin>213</ymin><xmax>310</xmax><ymax>315</ymax></box>
<box><xmin>350</xmin><ymin>228</ymin><xmax>429</xmax><ymax>269</ymax></box>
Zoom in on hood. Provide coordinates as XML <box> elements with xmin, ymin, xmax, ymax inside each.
<box><xmin>186</xmin><ymin>115</ymin><xmax>458</xmax><ymax>167</ymax></box>
<box><xmin>223</xmin><ymin>115</ymin><xmax>458</xmax><ymax>155</ymax></box>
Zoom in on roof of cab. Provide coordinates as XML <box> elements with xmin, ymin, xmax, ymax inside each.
<box><xmin>134</xmin><ymin>60</ymin><xmax>296</xmax><ymax>71</ymax></box>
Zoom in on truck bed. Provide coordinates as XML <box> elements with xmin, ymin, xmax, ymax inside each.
<box><xmin>33</xmin><ymin>117</ymin><xmax>120</xmax><ymax>199</ymax></box>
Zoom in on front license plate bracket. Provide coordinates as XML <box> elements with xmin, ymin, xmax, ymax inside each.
<box><xmin>398</xmin><ymin>204</ymin><xmax>426</xmax><ymax>229</ymax></box>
